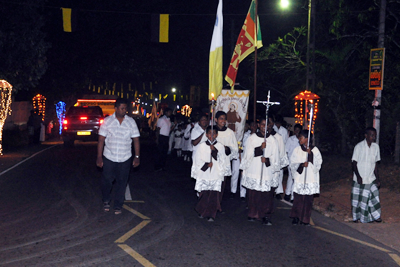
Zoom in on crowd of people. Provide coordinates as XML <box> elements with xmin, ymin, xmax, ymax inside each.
<box><xmin>95</xmin><ymin>99</ymin><xmax>383</xmax><ymax>225</ymax></box>
<box><xmin>156</xmin><ymin>109</ymin><xmax>382</xmax><ymax>226</ymax></box>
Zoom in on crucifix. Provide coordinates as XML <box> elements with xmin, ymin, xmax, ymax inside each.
<box><xmin>256</xmin><ymin>90</ymin><xmax>280</xmax><ymax>186</ymax></box>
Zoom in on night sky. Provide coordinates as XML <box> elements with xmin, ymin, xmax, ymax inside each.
<box><xmin>22</xmin><ymin>0</ymin><xmax>308</xmax><ymax>105</ymax></box>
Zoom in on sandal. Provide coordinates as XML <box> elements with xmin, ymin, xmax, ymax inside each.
<box><xmin>114</xmin><ymin>208</ymin><xmax>122</xmax><ymax>215</ymax></box>
<box><xmin>103</xmin><ymin>202</ymin><xmax>110</xmax><ymax>212</ymax></box>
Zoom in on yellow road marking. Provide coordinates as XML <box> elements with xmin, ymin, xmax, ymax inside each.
<box><xmin>310</xmin><ymin>217</ymin><xmax>315</xmax><ymax>226</ymax></box>
<box><xmin>313</xmin><ymin>226</ymin><xmax>392</xmax><ymax>253</ymax></box>
<box><xmin>123</xmin><ymin>204</ymin><xmax>150</xmax><ymax>220</ymax></box>
<box><xmin>115</xmin><ymin>220</ymin><xmax>151</xmax><ymax>243</ymax></box>
<box><xmin>389</xmin><ymin>254</ymin><xmax>400</xmax><ymax>265</ymax></box>
<box><xmin>125</xmin><ymin>200</ymin><xmax>145</xmax><ymax>203</ymax></box>
<box><xmin>118</xmin><ymin>244</ymin><xmax>156</xmax><ymax>267</ymax></box>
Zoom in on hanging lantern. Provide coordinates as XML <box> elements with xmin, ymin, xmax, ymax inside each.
<box><xmin>0</xmin><ymin>80</ymin><xmax>13</xmax><ymax>155</ymax></box>
<box><xmin>294</xmin><ymin>90</ymin><xmax>320</xmax><ymax>133</ymax></box>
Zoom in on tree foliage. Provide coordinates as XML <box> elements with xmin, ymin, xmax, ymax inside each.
<box><xmin>0</xmin><ymin>0</ymin><xmax>50</xmax><ymax>91</ymax></box>
<box><xmin>257</xmin><ymin>0</ymin><xmax>400</xmax><ymax>155</ymax></box>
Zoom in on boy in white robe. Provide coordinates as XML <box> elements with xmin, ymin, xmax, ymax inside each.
<box><xmin>290</xmin><ymin>130</ymin><xmax>323</xmax><ymax>225</ymax></box>
<box><xmin>240</xmin><ymin>118</ymin><xmax>280</xmax><ymax>225</ymax></box>
<box><xmin>192</xmin><ymin>126</ymin><xmax>226</xmax><ymax>222</ymax></box>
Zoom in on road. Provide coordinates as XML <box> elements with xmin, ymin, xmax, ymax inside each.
<box><xmin>0</xmin><ymin>138</ymin><xmax>398</xmax><ymax>266</ymax></box>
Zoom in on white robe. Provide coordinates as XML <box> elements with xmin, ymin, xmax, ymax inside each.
<box><xmin>240</xmin><ymin>134</ymin><xmax>280</xmax><ymax>192</ymax></box>
<box><xmin>191</xmin><ymin>141</ymin><xmax>226</xmax><ymax>192</ymax></box>
<box><xmin>191</xmin><ymin>123</ymin><xmax>207</xmax><ymax>157</ymax></box>
<box><xmin>290</xmin><ymin>146</ymin><xmax>323</xmax><ymax>195</ymax></box>
<box><xmin>216</xmin><ymin>127</ymin><xmax>239</xmax><ymax>176</ymax></box>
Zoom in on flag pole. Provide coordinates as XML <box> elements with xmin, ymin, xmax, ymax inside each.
<box><xmin>253</xmin><ymin>0</ymin><xmax>258</xmax><ymax>124</ymax></box>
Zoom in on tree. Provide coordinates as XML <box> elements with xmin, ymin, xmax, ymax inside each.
<box><xmin>0</xmin><ymin>0</ymin><xmax>50</xmax><ymax>92</ymax></box>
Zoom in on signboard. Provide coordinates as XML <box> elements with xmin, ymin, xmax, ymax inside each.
<box><xmin>369</xmin><ymin>48</ymin><xmax>385</xmax><ymax>90</ymax></box>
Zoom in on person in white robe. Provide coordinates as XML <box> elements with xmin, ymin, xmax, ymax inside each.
<box><xmin>214</xmin><ymin>111</ymin><xmax>239</xmax><ymax>202</ymax></box>
<box><xmin>192</xmin><ymin>126</ymin><xmax>226</xmax><ymax>222</ymax></box>
<box><xmin>268</xmin><ymin>117</ymin><xmax>289</xmax><ymax>200</ymax></box>
<box><xmin>240</xmin><ymin>118</ymin><xmax>280</xmax><ymax>225</ymax></box>
<box><xmin>290</xmin><ymin>130</ymin><xmax>323</xmax><ymax>225</ymax></box>
<box><xmin>284</xmin><ymin>123</ymin><xmax>302</xmax><ymax>201</ymax></box>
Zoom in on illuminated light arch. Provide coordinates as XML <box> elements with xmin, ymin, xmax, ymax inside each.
<box><xmin>294</xmin><ymin>90</ymin><xmax>320</xmax><ymax>133</ymax></box>
<box><xmin>0</xmin><ymin>80</ymin><xmax>13</xmax><ymax>155</ymax></box>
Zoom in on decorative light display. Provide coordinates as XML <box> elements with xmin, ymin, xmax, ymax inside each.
<box><xmin>55</xmin><ymin>101</ymin><xmax>66</xmax><ymax>135</ymax></box>
<box><xmin>32</xmin><ymin>94</ymin><xmax>46</xmax><ymax>121</ymax></box>
<box><xmin>181</xmin><ymin>104</ymin><xmax>192</xmax><ymax>117</ymax></box>
<box><xmin>294</xmin><ymin>90</ymin><xmax>320</xmax><ymax>133</ymax></box>
<box><xmin>0</xmin><ymin>80</ymin><xmax>13</xmax><ymax>156</ymax></box>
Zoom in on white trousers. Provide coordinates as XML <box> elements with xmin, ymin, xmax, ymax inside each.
<box><xmin>231</xmin><ymin>158</ymin><xmax>246</xmax><ymax>197</ymax></box>
<box><xmin>285</xmin><ymin>167</ymin><xmax>294</xmax><ymax>199</ymax></box>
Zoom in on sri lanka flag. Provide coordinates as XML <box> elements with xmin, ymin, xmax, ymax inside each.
<box><xmin>209</xmin><ymin>0</ymin><xmax>223</xmax><ymax>100</ymax></box>
<box><xmin>225</xmin><ymin>0</ymin><xmax>263</xmax><ymax>91</ymax></box>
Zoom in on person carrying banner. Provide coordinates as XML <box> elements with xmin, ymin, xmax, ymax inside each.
<box><xmin>351</xmin><ymin>127</ymin><xmax>382</xmax><ymax>223</ymax></box>
<box><xmin>290</xmin><ymin>130</ymin><xmax>323</xmax><ymax>225</ymax></box>
<box><xmin>192</xmin><ymin>126</ymin><xmax>227</xmax><ymax>222</ymax></box>
<box><xmin>240</xmin><ymin>118</ymin><xmax>280</xmax><ymax>225</ymax></box>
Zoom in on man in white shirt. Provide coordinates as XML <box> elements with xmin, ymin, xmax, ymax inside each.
<box><xmin>155</xmin><ymin>108</ymin><xmax>173</xmax><ymax>171</ymax></box>
<box><xmin>351</xmin><ymin>127</ymin><xmax>382</xmax><ymax>223</ymax></box>
<box><xmin>97</xmin><ymin>98</ymin><xmax>140</xmax><ymax>215</ymax></box>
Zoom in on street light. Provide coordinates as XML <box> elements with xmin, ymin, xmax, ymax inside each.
<box><xmin>172</xmin><ymin>88</ymin><xmax>176</xmax><ymax>93</ymax></box>
<box><xmin>280</xmin><ymin>0</ymin><xmax>289</xmax><ymax>9</ymax></box>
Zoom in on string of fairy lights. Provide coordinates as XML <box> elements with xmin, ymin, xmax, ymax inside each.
<box><xmin>294</xmin><ymin>90</ymin><xmax>319</xmax><ymax>134</ymax></box>
<box><xmin>32</xmin><ymin>94</ymin><xmax>46</xmax><ymax>120</ymax></box>
<box><xmin>55</xmin><ymin>101</ymin><xmax>66</xmax><ymax>135</ymax></box>
<box><xmin>0</xmin><ymin>80</ymin><xmax>13</xmax><ymax>155</ymax></box>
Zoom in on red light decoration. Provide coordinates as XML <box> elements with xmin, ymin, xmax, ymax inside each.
<box><xmin>294</xmin><ymin>90</ymin><xmax>320</xmax><ymax>133</ymax></box>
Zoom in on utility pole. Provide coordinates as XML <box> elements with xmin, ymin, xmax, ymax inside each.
<box><xmin>373</xmin><ymin>0</ymin><xmax>386</xmax><ymax>144</ymax></box>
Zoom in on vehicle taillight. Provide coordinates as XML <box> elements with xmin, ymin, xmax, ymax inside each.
<box><xmin>80</xmin><ymin>116</ymin><xmax>88</xmax><ymax>120</ymax></box>
<box><xmin>99</xmin><ymin>119</ymin><xmax>104</xmax><ymax>124</ymax></box>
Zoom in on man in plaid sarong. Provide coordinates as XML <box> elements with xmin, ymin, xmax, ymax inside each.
<box><xmin>351</xmin><ymin>182</ymin><xmax>381</xmax><ymax>223</ymax></box>
<box><xmin>351</xmin><ymin>127</ymin><xmax>382</xmax><ymax>223</ymax></box>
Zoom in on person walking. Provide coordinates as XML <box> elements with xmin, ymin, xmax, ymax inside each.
<box><xmin>96</xmin><ymin>98</ymin><xmax>140</xmax><ymax>215</ymax></box>
<box><xmin>155</xmin><ymin>108</ymin><xmax>173</xmax><ymax>171</ymax></box>
<box><xmin>290</xmin><ymin>130</ymin><xmax>323</xmax><ymax>226</ymax></box>
<box><xmin>351</xmin><ymin>127</ymin><xmax>382</xmax><ymax>223</ymax></box>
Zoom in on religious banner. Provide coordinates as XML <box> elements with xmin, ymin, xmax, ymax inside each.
<box><xmin>215</xmin><ymin>89</ymin><xmax>250</xmax><ymax>142</ymax></box>
<box><xmin>369</xmin><ymin>48</ymin><xmax>385</xmax><ymax>90</ymax></box>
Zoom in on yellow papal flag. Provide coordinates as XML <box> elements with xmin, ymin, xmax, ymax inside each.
<box><xmin>209</xmin><ymin>0</ymin><xmax>223</xmax><ymax>100</ymax></box>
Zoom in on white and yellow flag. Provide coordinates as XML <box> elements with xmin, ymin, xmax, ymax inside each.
<box><xmin>209</xmin><ymin>0</ymin><xmax>223</xmax><ymax>100</ymax></box>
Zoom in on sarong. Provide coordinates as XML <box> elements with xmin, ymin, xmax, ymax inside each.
<box><xmin>351</xmin><ymin>181</ymin><xmax>381</xmax><ymax>223</ymax></box>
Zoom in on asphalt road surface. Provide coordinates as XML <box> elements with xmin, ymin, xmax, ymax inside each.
<box><xmin>0</xmin><ymin>138</ymin><xmax>398</xmax><ymax>267</ymax></box>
